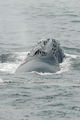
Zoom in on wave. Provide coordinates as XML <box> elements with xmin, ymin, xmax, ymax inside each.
<box><xmin>0</xmin><ymin>78</ymin><xmax>4</xmax><ymax>83</ymax></box>
<box><xmin>0</xmin><ymin>52</ymin><xmax>28</xmax><ymax>74</ymax></box>
<box><xmin>56</xmin><ymin>53</ymin><xmax>79</xmax><ymax>74</ymax></box>
<box><xmin>37</xmin><ymin>53</ymin><xmax>80</xmax><ymax>75</ymax></box>
<box><xmin>0</xmin><ymin>51</ymin><xmax>79</xmax><ymax>75</ymax></box>
<box><xmin>0</xmin><ymin>78</ymin><xmax>12</xmax><ymax>84</ymax></box>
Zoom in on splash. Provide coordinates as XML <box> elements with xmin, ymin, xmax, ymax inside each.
<box><xmin>36</xmin><ymin>53</ymin><xmax>79</xmax><ymax>75</ymax></box>
<box><xmin>0</xmin><ymin>52</ymin><xmax>28</xmax><ymax>74</ymax></box>
<box><xmin>0</xmin><ymin>50</ymin><xmax>79</xmax><ymax>74</ymax></box>
<box><xmin>56</xmin><ymin>53</ymin><xmax>79</xmax><ymax>74</ymax></box>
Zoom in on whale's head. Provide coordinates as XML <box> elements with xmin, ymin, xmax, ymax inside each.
<box><xmin>30</xmin><ymin>38</ymin><xmax>65</xmax><ymax>63</ymax></box>
<box><xmin>16</xmin><ymin>38</ymin><xmax>65</xmax><ymax>73</ymax></box>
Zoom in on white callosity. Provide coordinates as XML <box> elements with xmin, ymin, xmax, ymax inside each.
<box><xmin>28</xmin><ymin>38</ymin><xmax>65</xmax><ymax>63</ymax></box>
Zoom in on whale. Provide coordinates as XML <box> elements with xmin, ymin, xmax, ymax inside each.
<box><xmin>16</xmin><ymin>38</ymin><xmax>65</xmax><ymax>73</ymax></box>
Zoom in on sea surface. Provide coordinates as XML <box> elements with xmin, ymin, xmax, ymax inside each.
<box><xmin>0</xmin><ymin>0</ymin><xmax>80</xmax><ymax>120</ymax></box>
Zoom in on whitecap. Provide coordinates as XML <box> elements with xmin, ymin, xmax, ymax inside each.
<box><xmin>0</xmin><ymin>51</ymin><xmax>78</xmax><ymax>75</ymax></box>
<box><xmin>56</xmin><ymin>57</ymin><xmax>71</xmax><ymax>74</ymax></box>
<box><xmin>0</xmin><ymin>52</ymin><xmax>30</xmax><ymax>74</ymax></box>
<box><xmin>0</xmin><ymin>63</ymin><xmax>20</xmax><ymax>73</ymax></box>
<box><xmin>30</xmin><ymin>53</ymin><xmax>79</xmax><ymax>75</ymax></box>
<box><xmin>65</xmin><ymin>53</ymin><xmax>79</xmax><ymax>59</ymax></box>
<box><xmin>0</xmin><ymin>78</ymin><xmax>4</xmax><ymax>83</ymax></box>
<box><xmin>56</xmin><ymin>53</ymin><xmax>79</xmax><ymax>74</ymax></box>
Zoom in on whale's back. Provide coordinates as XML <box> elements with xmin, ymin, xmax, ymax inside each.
<box><xmin>17</xmin><ymin>58</ymin><xmax>60</xmax><ymax>73</ymax></box>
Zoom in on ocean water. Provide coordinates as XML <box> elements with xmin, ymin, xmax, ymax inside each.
<box><xmin>0</xmin><ymin>0</ymin><xmax>80</xmax><ymax>120</ymax></box>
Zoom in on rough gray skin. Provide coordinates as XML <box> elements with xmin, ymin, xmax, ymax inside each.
<box><xmin>16</xmin><ymin>38</ymin><xmax>65</xmax><ymax>73</ymax></box>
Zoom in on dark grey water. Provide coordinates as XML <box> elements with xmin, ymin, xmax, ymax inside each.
<box><xmin>0</xmin><ymin>0</ymin><xmax>80</xmax><ymax>120</ymax></box>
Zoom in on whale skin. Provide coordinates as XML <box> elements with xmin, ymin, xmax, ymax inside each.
<box><xmin>16</xmin><ymin>38</ymin><xmax>65</xmax><ymax>73</ymax></box>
